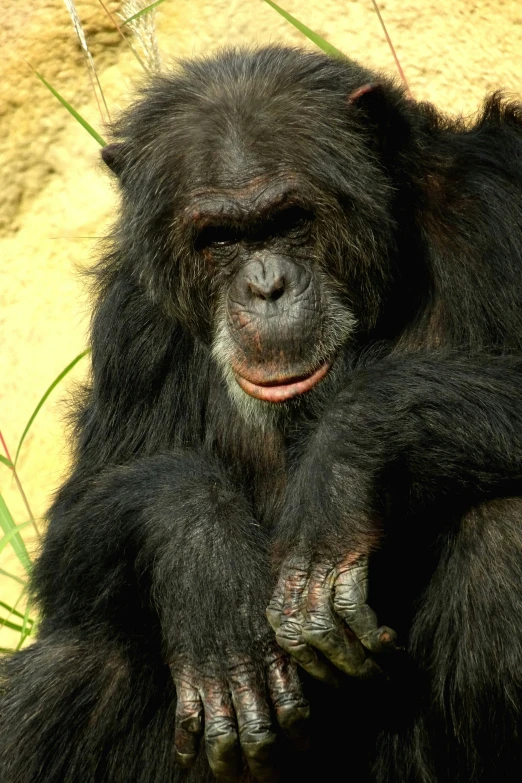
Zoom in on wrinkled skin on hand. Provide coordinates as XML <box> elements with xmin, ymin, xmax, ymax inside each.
<box><xmin>171</xmin><ymin>647</ymin><xmax>310</xmax><ymax>782</ymax></box>
<box><xmin>267</xmin><ymin>554</ymin><xmax>397</xmax><ymax>684</ymax></box>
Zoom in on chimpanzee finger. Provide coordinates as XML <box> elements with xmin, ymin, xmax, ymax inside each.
<box><xmin>266</xmin><ymin>573</ymin><xmax>285</xmax><ymax>633</ymax></box>
<box><xmin>200</xmin><ymin>676</ymin><xmax>242</xmax><ymax>782</ymax></box>
<box><xmin>228</xmin><ymin>660</ymin><xmax>279</xmax><ymax>783</ymax></box>
<box><xmin>271</xmin><ymin>561</ymin><xmax>342</xmax><ymax>685</ymax></box>
<box><xmin>302</xmin><ymin>564</ymin><xmax>382</xmax><ymax>679</ymax></box>
<box><xmin>266</xmin><ymin>650</ymin><xmax>310</xmax><ymax>748</ymax></box>
<box><xmin>173</xmin><ymin>672</ymin><xmax>204</xmax><ymax>768</ymax></box>
<box><xmin>333</xmin><ymin>556</ymin><xmax>397</xmax><ymax>653</ymax></box>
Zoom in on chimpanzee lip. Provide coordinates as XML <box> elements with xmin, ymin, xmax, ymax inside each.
<box><xmin>234</xmin><ymin>360</ymin><xmax>332</xmax><ymax>403</ymax></box>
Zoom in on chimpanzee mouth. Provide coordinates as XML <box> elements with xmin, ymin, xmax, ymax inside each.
<box><xmin>234</xmin><ymin>360</ymin><xmax>332</xmax><ymax>403</ymax></box>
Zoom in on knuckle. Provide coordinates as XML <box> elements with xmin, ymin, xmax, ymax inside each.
<box><xmin>271</xmin><ymin>686</ymin><xmax>307</xmax><ymax>709</ymax></box>
<box><xmin>206</xmin><ymin>717</ymin><xmax>238</xmax><ymax>745</ymax></box>
<box><xmin>176</xmin><ymin>694</ymin><xmax>202</xmax><ymax>722</ymax></box>
<box><xmin>275</xmin><ymin>634</ymin><xmax>302</xmax><ymax>657</ymax></box>
<box><xmin>275</xmin><ymin>697</ymin><xmax>310</xmax><ymax>728</ymax></box>
<box><xmin>265</xmin><ymin>648</ymin><xmax>288</xmax><ymax>670</ymax></box>
<box><xmin>270</xmin><ymin>680</ymin><xmax>307</xmax><ymax>703</ymax></box>
<box><xmin>271</xmin><ymin>678</ymin><xmax>306</xmax><ymax>704</ymax></box>
<box><xmin>226</xmin><ymin>657</ymin><xmax>255</xmax><ymax>678</ymax></box>
<box><xmin>302</xmin><ymin>621</ymin><xmax>334</xmax><ymax>647</ymax></box>
<box><xmin>227</xmin><ymin>661</ymin><xmax>260</xmax><ymax>695</ymax></box>
<box><xmin>275</xmin><ymin>619</ymin><xmax>303</xmax><ymax>650</ymax></box>
<box><xmin>173</xmin><ymin>670</ymin><xmax>197</xmax><ymax>690</ymax></box>
<box><xmin>239</xmin><ymin>717</ymin><xmax>273</xmax><ymax>741</ymax></box>
<box><xmin>176</xmin><ymin>713</ymin><xmax>202</xmax><ymax>734</ymax></box>
<box><xmin>283</xmin><ymin>556</ymin><xmax>309</xmax><ymax>575</ymax></box>
<box><xmin>241</xmin><ymin>730</ymin><xmax>278</xmax><ymax>762</ymax></box>
<box><xmin>174</xmin><ymin>727</ymin><xmax>198</xmax><ymax>753</ymax></box>
<box><xmin>333</xmin><ymin>591</ymin><xmax>358</xmax><ymax>615</ymax></box>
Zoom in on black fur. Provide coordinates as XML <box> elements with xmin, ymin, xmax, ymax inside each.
<box><xmin>2</xmin><ymin>46</ymin><xmax>522</xmax><ymax>782</ymax></box>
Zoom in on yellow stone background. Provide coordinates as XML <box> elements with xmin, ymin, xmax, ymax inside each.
<box><xmin>1</xmin><ymin>0</ymin><xmax>521</xmax><ymax>648</ymax></box>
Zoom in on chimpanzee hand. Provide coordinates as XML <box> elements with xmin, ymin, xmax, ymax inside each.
<box><xmin>171</xmin><ymin>644</ymin><xmax>309</xmax><ymax>782</ymax></box>
<box><xmin>266</xmin><ymin>381</ymin><xmax>400</xmax><ymax>682</ymax></box>
<box><xmin>267</xmin><ymin>554</ymin><xmax>396</xmax><ymax>684</ymax></box>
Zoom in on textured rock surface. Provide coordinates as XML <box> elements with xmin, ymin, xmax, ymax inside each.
<box><xmin>1</xmin><ymin>0</ymin><xmax>521</xmax><ymax>646</ymax></box>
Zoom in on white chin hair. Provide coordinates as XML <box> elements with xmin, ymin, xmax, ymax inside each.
<box><xmin>210</xmin><ymin>294</ymin><xmax>357</xmax><ymax>428</ymax></box>
<box><xmin>219</xmin><ymin>360</ymin><xmax>289</xmax><ymax>430</ymax></box>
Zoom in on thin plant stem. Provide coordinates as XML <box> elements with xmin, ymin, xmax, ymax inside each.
<box><xmin>370</xmin><ymin>0</ymin><xmax>412</xmax><ymax>99</ymax></box>
<box><xmin>63</xmin><ymin>0</ymin><xmax>111</xmax><ymax>124</ymax></box>
<box><xmin>97</xmin><ymin>0</ymin><xmax>147</xmax><ymax>70</ymax></box>
<box><xmin>0</xmin><ymin>432</ymin><xmax>40</xmax><ymax>537</ymax></box>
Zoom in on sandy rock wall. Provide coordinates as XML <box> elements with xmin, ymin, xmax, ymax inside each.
<box><xmin>0</xmin><ymin>0</ymin><xmax>121</xmax><ymax>235</ymax></box>
<box><xmin>1</xmin><ymin>0</ymin><xmax>521</xmax><ymax>646</ymax></box>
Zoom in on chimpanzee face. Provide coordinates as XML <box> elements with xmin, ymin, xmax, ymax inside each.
<box><xmin>183</xmin><ymin>175</ymin><xmax>356</xmax><ymax>407</ymax></box>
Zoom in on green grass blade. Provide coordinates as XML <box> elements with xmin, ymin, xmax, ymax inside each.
<box><xmin>0</xmin><ymin>600</ymin><xmax>33</xmax><ymax>623</ymax></box>
<box><xmin>15</xmin><ymin>349</ymin><xmax>90</xmax><ymax>466</ymax></box>
<box><xmin>0</xmin><ymin>618</ymin><xmax>30</xmax><ymax>633</ymax></box>
<box><xmin>0</xmin><ymin>509</ymin><xmax>32</xmax><ymax>572</ymax></box>
<box><xmin>122</xmin><ymin>0</ymin><xmax>167</xmax><ymax>25</ymax></box>
<box><xmin>0</xmin><ymin>568</ymin><xmax>26</xmax><ymax>585</ymax></box>
<box><xmin>261</xmin><ymin>0</ymin><xmax>345</xmax><ymax>58</ymax></box>
<box><xmin>35</xmin><ymin>72</ymin><xmax>106</xmax><ymax>146</ymax></box>
<box><xmin>0</xmin><ymin>455</ymin><xmax>13</xmax><ymax>469</ymax></box>
<box><xmin>0</xmin><ymin>588</ymin><xmax>34</xmax><ymax>651</ymax></box>
<box><xmin>17</xmin><ymin>600</ymin><xmax>34</xmax><ymax>649</ymax></box>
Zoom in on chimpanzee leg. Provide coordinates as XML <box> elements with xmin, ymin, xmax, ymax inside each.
<box><xmin>0</xmin><ymin>632</ymin><xmax>212</xmax><ymax>783</ymax></box>
<box><xmin>373</xmin><ymin>496</ymin><xmax>522</xmax><ymax>783</ymax></box>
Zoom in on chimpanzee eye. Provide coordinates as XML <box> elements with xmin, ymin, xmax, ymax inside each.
<box><xmin>271</xmin><ymin>205</ymin><xmax>313</xmax><ymax>236</ymax></box>
<box><xmin>196</xmin><ymin>225</ymin><xmax>240</xmax><ymax>251</ymax></box>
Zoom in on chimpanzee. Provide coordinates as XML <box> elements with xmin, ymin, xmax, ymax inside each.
<box><xmin>2</xmin><ymin>45</ymin><xmax>522</xmax><ymax>783</ymax></box>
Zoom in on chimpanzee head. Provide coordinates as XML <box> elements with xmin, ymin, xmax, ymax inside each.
<box><xmin>102</xmin><ymin>47</ymin><xmax>412</xmax><ymax>417</ymax></box>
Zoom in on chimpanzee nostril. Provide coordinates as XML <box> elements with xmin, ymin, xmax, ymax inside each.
<box><xmin>248</xmin><ymin>276</ymin><xmax>285</xmax><ymax>301</ymax></box>
<box><xmin>230</xmin><ymin>257</ymin><xmax>310</xmax><ymax>309</ymax></box>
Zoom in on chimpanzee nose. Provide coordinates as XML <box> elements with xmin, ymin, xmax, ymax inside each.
<box><xmin>248</xmin><ymin>275</ymin><xmax>285</xmax><ymax>301</ymax></box>
<box><xmin>234</xmin><ymin>257</ymin><xmax>309</xmax><ymax>307</ymax></box>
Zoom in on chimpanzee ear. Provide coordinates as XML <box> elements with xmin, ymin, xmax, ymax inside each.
<box><xmin>348</xmin><ymin>82</ymin><xmax>412</xmax><ymax>157</ymax></box>
<box><xmin>348</xmin><ymin>83</ymin><xmax>388</xmax><ymax>115</ymax></box>
<box><xmin>101</xmin><ymin>143</ymin><xmax>126</xmax><ymax>177</ymax></box>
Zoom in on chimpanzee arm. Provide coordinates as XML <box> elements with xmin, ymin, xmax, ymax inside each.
<box><xmin>268</xmin><ymin>352</ymin><xmax>522</xmax><ymax>681</ymax></box>
<box><xmin>35</xmin><ymin>450</ymin><xmax>309</xmax><ymax>782</ymax></box>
